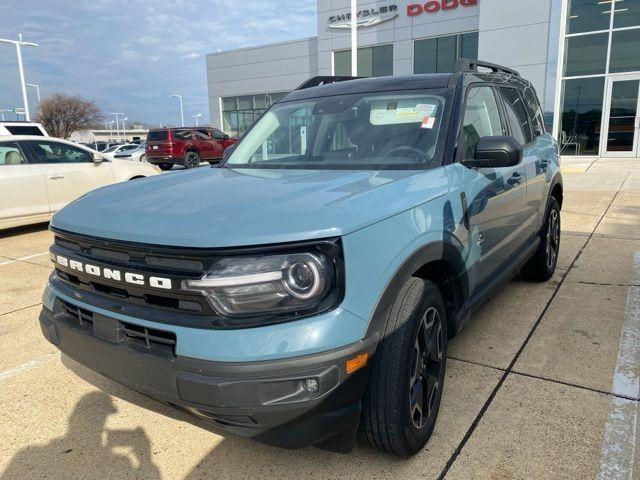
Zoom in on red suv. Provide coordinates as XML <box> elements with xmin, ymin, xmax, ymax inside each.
<box><xmin>145</xmin><ymin>127</ymin><xmax>237</xmax><ymax>170</ymax></box>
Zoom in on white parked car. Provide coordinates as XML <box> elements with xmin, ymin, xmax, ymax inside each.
<box><xmin>114</xmin><ymin>143</ymin><xmax>147</xmax><ymax>162</ymax></box>
<box><xmin>0</xmin><ymin>136</ymin><xmax>161</xmax><ymax>230</ymax></box>
<box><xmin>101</xmin><ymin>143</ymin><xmax>140</xmax><ymax>157</ymax></box>
<box><xmin>0</xmin><ymin>121</ymin><xmax>48</xmax><ymax>137</ymax></box>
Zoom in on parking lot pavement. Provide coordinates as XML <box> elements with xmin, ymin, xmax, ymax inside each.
<box><xmin>0</xmin><ymin>157</ymin><xmax>639</xmax><ymax>479</ymax></box>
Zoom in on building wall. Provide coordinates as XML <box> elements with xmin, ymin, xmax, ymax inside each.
<box><xmin>206</xmin><ymin>37</ymin><xmax>319</xmax><ymax>129</ymax></box>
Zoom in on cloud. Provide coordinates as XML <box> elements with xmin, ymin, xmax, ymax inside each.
<box><xmin>0</xmin><ymin>0</ymin><xmax>317</xmax><ymax>126</ymax></box>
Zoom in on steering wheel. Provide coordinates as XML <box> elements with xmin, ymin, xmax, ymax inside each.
<box><xmin>383</xmin><ymin>146</ymin><xmax>426</xmax><ymax>161</ymax></box>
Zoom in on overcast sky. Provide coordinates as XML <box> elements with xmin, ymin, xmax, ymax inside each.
<box><xmin>0</xmin><ymin>0</ymin><xmax>317</xmax><ymax>126</ymax></box>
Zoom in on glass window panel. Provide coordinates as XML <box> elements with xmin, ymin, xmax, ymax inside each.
<box><xmin>614</xmin><ymin>0</ymin><xmax>640</xmax><ymax>28</ymax></box>
<box><xmin>269</xmin><ymin>92</ymin><xmax>288</xmax><ymax>104</ymax></box>
<box><xmin>499</xmin><ymin>87</ymin><xmax>534</xmax><ymax>144</ymax></box>
<box><xmin>372</xmin><ymin>44</ymin><xmax>394</xmax><ymax>76</ymax></box>
<box><xmin>436</xmin><ymin>36</ymin><xmax>457</xmax><ymax>73</ymax></box>
<box><xmin>610</xmin><ymin>29</ymin><xmax>640</xmax><ymax>73</ymax></box>
<box><xmin>567</xmin><ymin>0</ymin><xmax>612</xmax><ymax>34</ymax></box>
<box><xmin>334</xmin><ymin>50</ymin><xmax>351</xmax><ymax>76</ymax></box>
<box><xmin>223</xmin><ymin>112</ymin><xmax>238</xmax><ymax>137</ymax></box>
<box><xmin>357</xmin><ymin>47</ymin><xmax>374</xmax><ymax>77</ymax></box>
<box><xmin>606</xmin><ymin>80</ymin><xmax>640</xmax><ymax>152</ymax></box>
<box><xmin>222</xmin><ymin>97</ymin><xmax>237</xmax><ymax>112</ymax></box>
<box><xmin>564</xmin><ymin>33</ymin><xmax>608</xmax><ymax>76</ymax></box>
<box><xmin>460</xmin><ymin>32</ymin><xmax>479</xmax><ymax>60</ymax></box>
<box><xmin>238</xmin><ymin>96</ymin><xmax>253</xmax><ymax>110</ymax></box>
<box><xmin>414</xmin><ymin>38</ymin><xmax>438</xmax><ymax>74</ymax></box>
<box><xmin>462</xmin><ymin>87</ymin><xmax>506</xmax><ymax>158</ymax></box>
<box><xmin>560</xmin><ymin>77</ymin><xmax>605</xmax><ymax>155</ymax></box>
<box><xmin>253</xmin><ymin>94</ymin><xmax>267</xmax><ymax>109</ymax></box>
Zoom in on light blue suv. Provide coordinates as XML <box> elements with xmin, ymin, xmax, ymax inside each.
<box><xmin>40</xmin><ymin>60</ymin><xmax>562</xmax><ymax>457</ymax></box>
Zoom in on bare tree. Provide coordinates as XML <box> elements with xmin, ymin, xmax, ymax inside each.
<box><xmin>35</xmin><ymin>93</ymin><xmax>104</xmax><ymax>139</ymax></box>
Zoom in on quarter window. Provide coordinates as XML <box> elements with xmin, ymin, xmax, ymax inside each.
<box><xmin>521</xmin><ymin>88</ymin><xmax>546</xmax><ymax>135</ymax></box>
<box><xmin>499</xmin><ymin>88</ymin><xmax>534</xmax><ymax>145</ymax></box>
<box><xmin>27</xmin><ymin>141</ymin><xmax>93</xmax><ymax>164</ymax></box>
<box><xmin>462</xmin><ymin>87</ymin><xmax>505</xmax><ymax>158</ymax></box>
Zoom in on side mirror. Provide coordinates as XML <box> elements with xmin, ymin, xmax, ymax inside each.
<box><xmin>92</xmin><ymin>152</ymin><xmax>104</xmax><ymax>163</ymax></box>
<box><xmin>467</xmin><ymin>136</ymin><xmax>522</xmax><ymax>169</ymax></box>
<box><xmin>223</xmin><ymin>144</ymin><xmax>236</xmax><ymax>160</ymax></box>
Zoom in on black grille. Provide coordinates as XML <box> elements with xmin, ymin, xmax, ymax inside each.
<box><xmin>60</xmin><ymin>300</ymin><xmax>177</xmax><ymax>355</ymax></box>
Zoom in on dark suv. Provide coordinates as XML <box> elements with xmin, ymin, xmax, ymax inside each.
<box><xmin>41</xmin><ymin>60</ymin><xmax>561</xmax><ymax>456</ymax></box>
<box><xmin>145</xmin><ymin>127</ymin><xmax>237</xmax><ymax>170</ymax></box>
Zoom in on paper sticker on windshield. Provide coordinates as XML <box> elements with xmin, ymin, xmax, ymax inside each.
<box><xmin>370</xmin><ymin>99</ymin><xmax>439</xmax><ymax>125</ymax></box>
<box><xmin>421</xmin><ymin>116</ymin><xmax>436</xmax><ymax>129</ymax></box>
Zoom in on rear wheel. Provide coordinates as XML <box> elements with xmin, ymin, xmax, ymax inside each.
<box><xmin>158</xmin><ymin>163</ymin><xmax>173</xmax><ymax>171</ymax></box>
<box><xmin>362</xmin><ymin>278</ymin><xmax>447</xmax><ymax>457</ymax></box>
<box><xmin>184</xmin><ymin>151</ymin><xmax>200</xmax><ymax>169</ymax></box>
<box><xmin>521</xmin><ymin>197</ymin><xmax>561</xmax><ymax>281</ymax></box>
<box><xmin>140</xmin><ymin>154</ymin><xmax>146</xmax><ymax>163</ymax></box>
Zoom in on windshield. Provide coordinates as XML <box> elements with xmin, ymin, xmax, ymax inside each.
<box><xmin>224</xmin><ymin>89</ymin><xmax>450</xmax><ymax>169</ymax></box>
<box><xmin>103</xmin><ymin>146</ymin><xmax>118</xmax><ymax>153</ymax></box>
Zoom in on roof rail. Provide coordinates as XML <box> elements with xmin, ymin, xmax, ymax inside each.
<box><xmin>295</xmin><ymin>76</ymin><xmax>361</xmax><ymax>91</ymax></box>
<box><xmin>455</xmin><ymin>58</ymin><xmax>520</xmax><ymax>77</ymax></box>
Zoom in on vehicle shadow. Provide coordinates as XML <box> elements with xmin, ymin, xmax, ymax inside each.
<box><xmin>0</xmin><ymin>389</ymin><xmax>161</xmax><ymax>480</ymax></box>
<box><xmin>0</xmin><ymin>222</ymin><xmax>49</xmax><ymax>240</ymax></box>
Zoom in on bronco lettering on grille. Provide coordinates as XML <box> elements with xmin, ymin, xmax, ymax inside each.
<box><xmin>54</xmin><ymin>255</ymin><xmax>173</xmax><ymax>290</ymax></box>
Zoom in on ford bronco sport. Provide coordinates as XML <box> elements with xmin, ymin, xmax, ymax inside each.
<box><xmin>40</xmin><ymin>60</ymin><xmax>562</xmax><ymax>457</ymax></box>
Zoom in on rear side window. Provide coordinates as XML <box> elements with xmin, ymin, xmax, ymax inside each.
<box><xmin>499</xmin><ymin>87</ymin><xmax>534</xmax><ymax>145</ymax></box>
<box><xmin>462</xmin><ymin>87</ymin><xmax>506</xmax><ymax>159</ymax></box>
<box><xmin>194</xmin><ymin>129</ymin><xmax>211</xmax><ymax>140</ymax></box>
<box><xmin>172</xmin><ymin>129</ymin><xmax>192</xmax><ymax>140</ymax></box>
<box><xmin>0</xmin><ymin>142</ymin><xmax>27</xmax><ymax>165</ymax></box>
<box><xmin>4</xmin><ymin>125</ymin><xmax>45</xmax><ymax>136</ymax></box>
<box><xmin>521</xmin><ymin>87</ymin><xmax>546</xmax><ymax>135</ymax></box>
<box><xmin>147</xmin><ymin>130</ymin><xmax>168</xmax><ymax>141</ymax></box>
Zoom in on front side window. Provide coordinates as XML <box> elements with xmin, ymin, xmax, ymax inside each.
<box><xmin>27</xmin><ymin>141</ymin><xmax>92</xmax><ymax>164</ymax></box>
<box><xmin>499</xmin><ymin>88</ymin><xmax>534</xmax><ymax>145</ymax></box>
<box><xmin>462</xmin><ymin>87</ymin><xmax>505</xmax><ymax>158</ymax></box>
<box><xmin>224</xmin><ymin>89</ymin><xmax>450</xmax><ymax>169</ymax></box>
<box><xmin>0</xmin><ymin>142</ymin><xmax>26</xmax><ymax>165</ymax></box>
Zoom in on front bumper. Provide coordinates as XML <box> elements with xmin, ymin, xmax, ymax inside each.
<box><xmin>39</xmin><ymin>298</ymin><xmax>374</xmax><ymax>450</ymax></box>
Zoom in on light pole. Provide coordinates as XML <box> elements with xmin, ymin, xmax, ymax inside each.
<box><xmin>26</xmin><ymin>83</ymin><xmax>40</xmax><ymax>109</ymax></box>
<box><xmin>351</xmin><ymin>0</ymin><xmax>358</xmax><ymax>76</ymax></box>
<box><xmin>122</xmin><ymin>117</ymin><xmax>128</xmax><ymax>141</ymax></box>
<box><xmin>0</xmin><ymin>34</ymin><xmax>39</xmax><ymax>121</ymax></box>
<box><xmin>106</xmin><ymin>120</ymin><xmax>114</xmax><ymax>139</ymax></box>
<box><xmin>172</xmin><ymin>94</ymin><xmax>184</xmax><ymax>126</ymax></box>
<box><xmin>110</xmin><ymin>112</ymin><xmax>124</xmax><ymax>141</ymax></box>
<box><xmin>193</xmin><ymin>113</ymin><xmax>202</xmax><ymax>126</ymax></box>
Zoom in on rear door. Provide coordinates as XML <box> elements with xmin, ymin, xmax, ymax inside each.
<box><xmin>0</xmin><ymin>141</ymin><xmax>50</xmax><ymax>228</ymax></box>
<box><xmin>456</xmin><ymin>85</ymin><xmax>528</xmax><ymax>293</ymax></box>
<box><xmin>24</xmin><ymin>140</ymin><xmax>115</xmax><ymax>213</ymax></box>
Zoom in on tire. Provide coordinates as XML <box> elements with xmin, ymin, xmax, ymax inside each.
<box><xmin>184</xmin><ymin>151</ymin><xmax>200</xmax><ymax>169</ymax></box>
<box><xmin>158</xmin><ymin>163</ymin><xmax>173</xmax><ymax>171</ymax></box>
<box><xmin>140</xmin><ymin>154</ymin><xmax>146</xmax><ymax>163</ymax></box>
<box><xmin>521</xmin><ymin>197</ymin><xmax>561</xmax><ymax>282</ymax></box>
<box><xmin>362</xmin><ymin>278</ymin><xmax>447</xmax><ymax>457</ymax></box>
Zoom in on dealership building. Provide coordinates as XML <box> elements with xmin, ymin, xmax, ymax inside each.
<box><xmin>206</xmin><ymin>0</ymin><xmax>640</xmax><ymax>158</ymax></box>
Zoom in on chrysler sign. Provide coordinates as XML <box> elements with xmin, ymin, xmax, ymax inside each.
<box><xmin>328</xmin><ymin>5</ymin><xmax>399</xmax><ymax>29</ymax></box>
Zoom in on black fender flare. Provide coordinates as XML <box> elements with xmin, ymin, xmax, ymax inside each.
<box><xmin>364</xmin><ymin>239</ymin><xmax>469</xmax><ymax>340</ymax></box>
<box><xmin>548</xmin><ymin>172</ymin><xmax>563</xmax><ymax>210</ymax></box>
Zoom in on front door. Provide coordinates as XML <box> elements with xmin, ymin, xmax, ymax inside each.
<box><xmin>602</xmin><ymin>75</ymin><xmax>640</xmax><ymax>157</ymax></box>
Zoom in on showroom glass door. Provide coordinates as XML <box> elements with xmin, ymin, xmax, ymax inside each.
<box><xmin>602</xmin><ymin>75</ymin><xmax>640</xmax><ymax>157</ymax></box>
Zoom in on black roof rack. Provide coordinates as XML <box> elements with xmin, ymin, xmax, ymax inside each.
<box><xmin>295</xmin><ymin>76</ymin><xmax>361</xmax><ymax>91</ymax></box>
<box><xmin>455</xmin><ymin>58</ymin><xmax>520</xmax><ymax>77</ymax></box>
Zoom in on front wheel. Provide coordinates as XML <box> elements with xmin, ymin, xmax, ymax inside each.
<box><xmin>362</xmin><ymin>278</ymin><xmax>447</xmax><ymax>457</ymax></box>
<box><xmin>184</xmin><ymin>151</ymin><xmax>200</xmax><ymax>169</ymax></box>
<box><xmin>521</xmin><ymin>197</ymin><xmax>561</xmax><ymax>281</ymax></box>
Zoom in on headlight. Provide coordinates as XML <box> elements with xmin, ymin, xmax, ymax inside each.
<box><xmin>183</xmin><ymin>249</ymin><xmax>340</xmax><ymax>318</ymax></box>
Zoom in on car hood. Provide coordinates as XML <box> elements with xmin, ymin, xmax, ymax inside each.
<box><xmin>51</xmin><ymin>167</ymin><xmax>450</xmax><ymax>248</ymax></box>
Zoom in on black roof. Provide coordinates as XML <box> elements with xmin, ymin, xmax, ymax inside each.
<box><xmin>282</xmin><ymin>74</ymin><xmax>453</xmax><ymax>102</ymax></box>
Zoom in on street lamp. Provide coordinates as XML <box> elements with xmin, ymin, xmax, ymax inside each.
<box><xmin>25</xmin><ymin>83</ymin><xmax>40</xmax><ymax>109</ymax></box>
<box><xmin>122</xmin><ymin>117</ymin><xmax>128</xmax><ymax>141</ymax></box>
<box><xmin>172</xmin><ymin>94</ymin><xmax>184</xmax><ymax>127</ymax></box>
<box><xmin>106</xmin><ymin>120</ymin><xmax>114</xmax><ymax>139</ymax></box>
<box><xmin>0</xmin><ymin>34</ymin><xmax>39</xmax><ymax>121</ymax></box>
<box><xmin>109</xmin><ymin>112</ymin><xmax>124</xmax><ymax>141</ymax></box>
<box><xmin>192</xmin><ymin>113</ymin><xmax>202</xmax><ymax>126</ymax></box>
<box><xmin>351</xmin><ymin>0</ymin><xmax>358</xmax><ymax>76</ymax></box>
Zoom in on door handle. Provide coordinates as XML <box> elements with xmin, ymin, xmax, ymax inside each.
<box><xmin>507</xmin><ymin>173</ymin><xmax>522</xmax><ymax>187</ymax></box>
<box><xmin>49</xmin><ymin>175</ymin><xmax>64</xmax><ymax>180</ymax></box>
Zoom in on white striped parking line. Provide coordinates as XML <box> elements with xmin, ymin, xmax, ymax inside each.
<box><xmin>0</xmin><ymin>252</ymin><xmax>49</xmax><ymax>267</ymax></box>
<box><xmin>0</xmin><ymin>353</ymin><xmax>60</xmax><ymax>382</ymax></box>
<box><xmin>597</xmin><ymin>249</ymin><xmax>640</xmax><ymax>480</ymax></box>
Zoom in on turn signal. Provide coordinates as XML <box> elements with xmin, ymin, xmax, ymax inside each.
<box><xmin>345</xmin><ymin>352</ymin><xmax>369</xmax><ymax>374</ymax></box>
